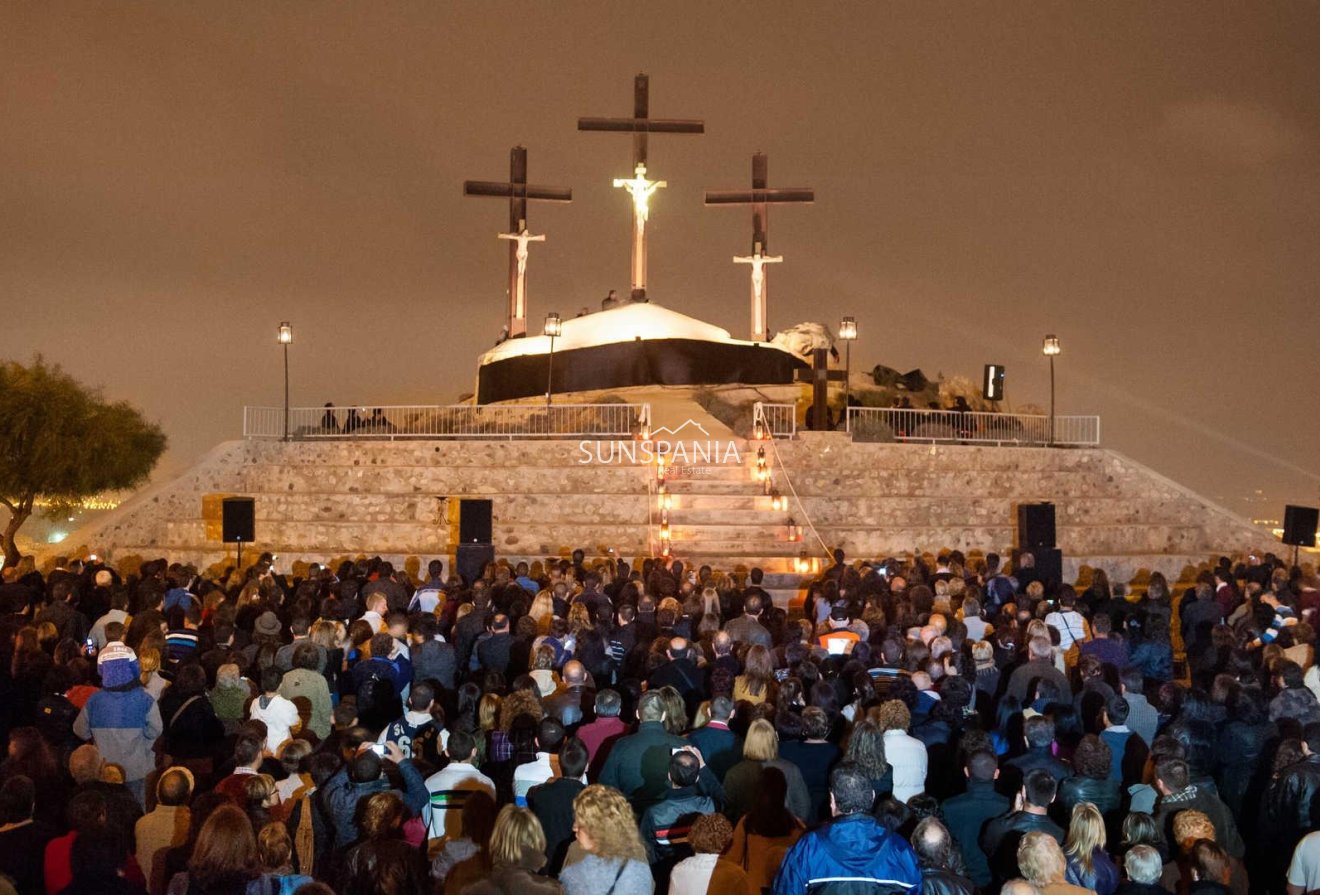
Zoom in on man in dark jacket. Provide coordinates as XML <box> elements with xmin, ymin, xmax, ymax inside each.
<box><xmin>543</xmin><ymin>660</ymin><xmax>595</xmax><ymax>729</ymax></box>
<box><xmin>911</xmin><ymin>817</ymin><xmax>976</xmax><ymax>895</ymax></box>
<box><xmin>724</xmin><ymin>594</ymin><xmax>773</xmax><ymax>648</ymax></box>
<box><xmin>941</xmin><ymin>750</ymin><xmax>1009</xmax><ymax>890</ymax></box>
<box><xmin>1153</xmin><ymin>758</ymin><xmax>1244</xmax><ymax>860</ymax></box>
<box><xmin>1003</xmin><ymin>716</ymin><xmax>1071</xmax><ymax>796</ymax></box>
<box><xmin>1180</xmin><ymin>583</ymin><xmax>1223</xmax><ymax>655</ymax></box>
<box><xmin>639</xmin><ymin>750</ymin><xmax>717</xmax><ymax>879</ymax></box>
<box><xmin>323</xmin><ymin>741</ymin><xmax>429</xmax><ymax>847</ymax></box>
<box><xmin>773</xmin><ymin>762</ymin><xmax>921</xmax><ymax>895</ymax></box>
<box><xmin>686</xmin><ymin>695</ymin><xmax>742</xmax><ymax>783</ymax></box>
<box><xmin>599</xmin><ymin>691</ymin><xmax>721</xmax><ymax>815</ymax></box>
<box><xmin>528</xmin><ymin>738</ymin><xmax>589</xmax><ymax>875</ymax></box>
<box><xmin>646</xmin><ymin>637</ymin><xmax>705</xmax><ymax>720</ymax></box>
<box><xmin>408</xmin><ymin>615</ymin><xmax>457</xmax><ymax>690</ymax></box>
<box><xmin>1264</xmin><ymin>723</ymin><xmax>1320</xmax><ymax>876</ymax></box>
<box><xmin>979</xmin><ymin>770</ymin><xmax>1065</xmax><ymax>888</ymax></box>
<box><xmin>475</xmin><ymin>613</ymin><xmax>514</xmax><ymax>676</ymax></box>
<box><xmin>1004</xmin><ymin>637</ymin><xmax>1071</xmax><ymax>705</ymax></box>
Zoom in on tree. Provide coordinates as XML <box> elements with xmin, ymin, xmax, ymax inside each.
<box><xmin>0</xmin><ymin>357</ymin><xmax>166</xmax><ymax>569</ymax></box>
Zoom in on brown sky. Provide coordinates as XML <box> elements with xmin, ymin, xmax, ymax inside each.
<box><xmin>2</xmin><ymin>3</ymin><xmax>1318</xmax><ymax>519</ymax></box>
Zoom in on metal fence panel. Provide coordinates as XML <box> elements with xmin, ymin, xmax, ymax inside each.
<box><xmin>845</xmin><ymin>407</ymin><xmax>1099</xmax><ymax>446</ymax></box>
<box><xmin>243</xmin><ymin>404</ymin><xmax>649</xmax><ymax>440</ymax></box>
<box><xmin>753</xmin><ymin>402</ymin><xmax>797</xmax><ymax>439</ymax></box>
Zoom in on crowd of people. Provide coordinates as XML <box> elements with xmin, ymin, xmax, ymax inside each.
<box><xmin>0</xmin><ymin>545</ymin><xmax>1318</xmax><ymax>895</ymax></box>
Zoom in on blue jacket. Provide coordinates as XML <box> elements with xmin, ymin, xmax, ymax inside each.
<box><xmin>322</xmin><ymin>759</ymin><xmax>429</xmax><ymax>847</ymax></box>
<box><xmin>73</xmin><ymin>685</ymin><xmax>162</xmax><ymax>783</ymax></box>
<box><xmin>773</xmin><ymin>813</ymin><xmax>920</xmax><ymax>895</ymax></box>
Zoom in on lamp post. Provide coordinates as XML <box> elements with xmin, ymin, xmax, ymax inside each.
<box><xmin>277</xmin><ymin>321</ymin><xmax>293</xmax><ymax>441</ymax></box>
<box><xmin>839</xmin><ymin>316</ymin><xmax>857</xmax><ymax>425</ymax></box>
<box><xmin>544</xmin><ymin>312</ymin><xmax>562</xmax><ymax>408</ymax></box>
<box><xmin>1042</xmin><ymin>334</ymin><xmax>1060</xmax><ymax>446</ymax></box>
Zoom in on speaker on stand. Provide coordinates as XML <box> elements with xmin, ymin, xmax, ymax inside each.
<box><xmin>456</xmin><ymin>499</ymin><xmax>495</xmax><ymax>586</ymax></box>
<box><xmin>1283</xmin><ymin>504</ymin><xmax>1319</xmax><ymax>568</ymax></box>
<box><xmin>1016</xmin><ymin>502</ymin><xmax>1062</xmax><ymax>590</ymax></box>
<box><xmin>222</xmin><ymin>497</ymin><xmax>255</xmax><ymax>569</ymax></box>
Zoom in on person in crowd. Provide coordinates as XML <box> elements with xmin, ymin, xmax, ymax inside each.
<box><xmin>337</xmin><ymin>791</ymin><xmax>429</xmax><ymax>895</ymax></box>
<box><xmin>877</xmin><ymin>699</ymin><xmax>928</xmax><ymax>803</ymax></box>
<box><xmin>1116</xmin><ymin>845</ymin><xmax>1170</xmax><ymax>895</ymax></box>
<box><xmin>1017</xmin><ymin>831</ymin><xmax>1093</xmax><ymax>895</ymax></box>
<box><xmin>981</xmin><ymin>770</ymin><xmax>1066</xmax><ymax>887</ymax></box>
<box><xmin>558</xmin><ymin>784</ymin><xmax>653</xmax><ymax>895</ymax></box>
<box><xmin>942</xmin><ymin>750</ymin><xmax>1009</xmax><ymax>890</ymax></box>
<box><xmin>772</xmin><ymin>763</ymin><xmax>921</xmax><ymax>895</ymax></box>
<box><xmin>165</xmin><ymin>804</ymin><xmax>268</xmax><ymax>895</ymax></box>
<box><xmin>0</xmin><ymin>775</ymin><xmax>57</xmax><ymax>894</ymax></box>
<box><xmin>457</xmin><ymin>805</ymin><xmax>562</xmax><ymax>895</ymax></box>
<box><xmin>73</xmin><ymin>643</ymin><xmax>163</xmax><ymax>807</ymax></box>
<box><xmin>722</xmin><ymin>718</ymin><xmax>810</xmax><ymax>822</ymax></box>
<box><xmin>911</xmin><ymin>816</ymin><xmax>976</xmax><ymax>895</ymax></box>
<box><xmin>668</xmin><ymin>811</ymin><xmax>748</xmax><ymax>895</ymax></box>
<box><xmin>136</xmin><ymin>767</ymin><xmax>194</xmax><ymax>895</ymax></box>
<box><xmin>727</xmin><ymin>766</ymin><xmax>805</xmax><ymax>895</ymax></box>
<box><xmin>527</xmin><ymin>738</ymin><xmax>590</xmax><ymax>875</ymax></box>
<box><xmin>1063</xmin><ymin>801</ymin><xmax>1119</xmax><ymax>895</ymax></box>
<box><xmin>638</xmin><ymin>749</ymin><xmax>716</xmax><ymax>880</ymax></box>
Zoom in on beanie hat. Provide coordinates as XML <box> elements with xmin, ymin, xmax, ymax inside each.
<box><xmin>97</xmin><ymin>642</ymin><xmax>141</xmax><ymax>689</ymax></box>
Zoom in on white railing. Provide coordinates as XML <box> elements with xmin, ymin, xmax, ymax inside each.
<box><xmin>846</xmin><ymin>407</ymin><xmax>1100</xmax><ymax>446</ymax></box>
<box><xmin>753</xmin><ymin>402</ymin><xmax>797</xmax><ymax>439</ymax></box>
<box><xmin>244</xmin><ymin>403</ymin><xmax>651</xmax><ymax>440</ymax></box>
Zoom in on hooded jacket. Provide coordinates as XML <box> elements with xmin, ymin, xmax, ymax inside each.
<box><xmin>772</xmin><ymin>813</ymin><xmax>920</xmax><ymax>895</ymax></box>
<box><xmin>72</xmin><ymin>683</ymin><xmax>162</xmax><ymax>782</ymax></box>
<box><xmin>323</xmin><ymin>759</ymin><xmax>429</xmax><ymax>847</ymax></box>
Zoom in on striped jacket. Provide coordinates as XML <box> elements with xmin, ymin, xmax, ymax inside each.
<box><xmin>639</xmin><ymin>786</ymin><xmax>715</xmax><ymax>864</ymax></box>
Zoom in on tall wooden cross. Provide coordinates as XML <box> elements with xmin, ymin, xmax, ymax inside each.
<box><xmin>705</xmin><ymin>153</ymin><xmax>814</xmax><ymax>342</ymax></box>
<box><xmin>579</xmin><ymin>73</ymin><xmax>704</xmax><ymax>302</ymax></box>
<box><xmin>463</xmin><ymin>146</ymin><xmax>572</xmax><ymax>339</ymax></box>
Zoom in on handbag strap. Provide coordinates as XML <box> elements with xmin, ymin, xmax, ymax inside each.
<box><xmin>604</xmin><ymin>858</ymin><xmax>628</xmax><ymax>895</ymax></box>
<box><xmin>168</xmin><ymin>694</ymin><xmax>203</xmax><ymax>730</ymax></box>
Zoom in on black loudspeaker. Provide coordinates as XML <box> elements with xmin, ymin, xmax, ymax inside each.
<box><xmin>1283</xmin><ymin>505</ymin><xmax>1319</xmax><ymax>548</ymax></box>
<box><xmin>983</xmin><ymin>364</ymin><xmax>1006</xmax><ymax>401</ymax></box>
<box><xmin>222</xmin><ymin>497</ymin><xmax>255</xmax><ymax>544</ymax></box>
<box><xmin>459</xmin><ymin>499</ymin><xmax>493</xmax><ymax>544</ymax></box>
<box><xmin>1033</xmin><ymin>547</ymin><xmax>1063</xmax><ymax>589</ymax></box>
<box><xmin>1017</xmin><ymin>502</ymin><xmax>1056</xmax><ymax>549</ymax></box>
<box><xmin>456</xmin><ymin>543</ymin><xmax>495</xmax><ymax>586</ymax></box>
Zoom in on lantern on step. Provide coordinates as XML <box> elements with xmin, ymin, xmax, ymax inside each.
<box><xmin>754</xmin><ymin>417</ymin><xmax>766</xmax><ymax>440</ymax></box>
<box><xmin>787</xmin><ymin>517</ymin><xmax>802</xmax><ymax>542</ymax></box>
<box><xmin>755</xmin><ymin>446</ymin><xmax>768</xmax><ymax>483</ymax></box>
<box><xmin>762</xmin><ymin>475</ymin><xmax>774</xmax><ymax>496</ymax></box>
<box><xmin>795</xmin><ymin>550</ymin><xmax>810</xmax><ymax>574</ymax></box>
<box><xmin>656</xmin><ymin>455</ymin><xmax>667</xmax><ymax>484</ymax></box>
<box><xmin>660</xmin><ymin>541</ymin><xmax>671</xmax><ymax>558</ymax></box>
<box><xmin>660</xmin><ymin>519</ymin><xmax>671</xmax><ymax>540</ymax></box>
<box><xmin>658</xmin><ymin>486</ymin><xmax>672</xmax><ymax>511</ymax></box>
<box><xmin>770</xmin><ymin>490</ymin><xmax>786</xmax><ymax>512</ymax></box>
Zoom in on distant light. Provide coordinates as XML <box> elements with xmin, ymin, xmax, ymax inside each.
<box><xmin>839</xmin><ymin>316</ymin><xmax>858</xmax><ymax>341</ymax></box>
<box><xmin>544</xmin><ymin>312</ymin><xmax>562</xmax><ymax>338</ymax></box>
<box><xmin>1042</xmin><ymin>334</ymin><xmax>1061</xmax><ymax>356</ymax></box>
<box><xmin>277</xmin><ymin>321</ymin><xmax>294</xmax><ymax>345</ymax></box>
<box><xmin>48</xmin><ymin>531</ymin><xmax>67</xmax><ymax>544</ymax></box>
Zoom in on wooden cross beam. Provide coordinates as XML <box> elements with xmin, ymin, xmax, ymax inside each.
<box><xmin>795</xmin><ymin>347</ymin><xmax>847</xmax><ymax>431</ymax></box>
<box><xmin>463</xmin><ymin>146</ymin><xmax>572</xmax><ymax>339</ymax></box>
<box><xmin>705</xmin><ymin>153</ymin><xmax>814</xmax><ymax>341</ymax></box>
<box><xmin>579</xmin><ymin>73</ymin><xmax>704</xmax><ymax>301</ymax></box>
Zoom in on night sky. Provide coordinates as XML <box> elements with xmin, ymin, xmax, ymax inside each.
<box><xmin>2</xmin><ymin>4</ymin><xmax>1318</xmax><ymax>519</ymax></box>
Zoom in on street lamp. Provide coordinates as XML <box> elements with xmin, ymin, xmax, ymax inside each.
<box><xmin>1042</xmin><ymin>334</ymin><xmax>1061</xmax><ymax>446</ymax></box>
<box><xmin>544</xmin><ymin>312</ymin><xmax>562</xmax><ymax>407</ymax></box>
<box><xmin>277</xmin><ymin>322</ymin><xmax>293</xmax><ymax>441</ymax></box>
<box><xmin>839</xmin><ymin>316</ymin><xmax>858</xmax><ymax>424</ymax></box>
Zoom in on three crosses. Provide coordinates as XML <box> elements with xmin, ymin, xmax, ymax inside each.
<box><xmin>463</xmin><ymin>74</ymin><xmax>813</xmax><ymax>342</ymax></box>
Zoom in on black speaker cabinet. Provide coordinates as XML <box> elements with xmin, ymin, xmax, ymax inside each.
<box><xmin>456</xmin><ymin>543</ymin><xmax>495</xmax><ymax>586</ymax></box>
<box><xmin>983</xmin><ymin>364</ymin><xmax>1006</xmax><ymax>402</ymax></box>
<box><xmin>222</xmin><ymin>497</ymin><xmax>255</xmax><ymax>544</ymax></box>
<box><xmin>1283</xmin><ymin>505</ymin><xmax>1319</xmax><ymax>548</ymax></box>
<box><xmin>1033</xmin><ymin>547</ymin><xmax>1063</xmax><ymax>589</ymax></box>
<box><xmin>459</xmin><ymin>499</ymin><xmax>493</xmax><ymax>544</ymax></box>
<box><xmin>1017</xmin><ymin>502</ymin><xmax>1056</xmax><ymax>549</ymax></box>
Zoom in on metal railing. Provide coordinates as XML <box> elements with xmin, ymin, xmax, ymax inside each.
<box><xmin>753</xmin><ymin>402</ymin><xmax>797</xmax><ymax>439</ymax></box>
<box><xmin>243</xmin><ymin>403</ymin><xmax>651</xmax><ymax>441</ymax></box>
<box><xmin>846</xmin><ymin>407</ymin><xmax>1100</xmax><ymax>446</ymax></box>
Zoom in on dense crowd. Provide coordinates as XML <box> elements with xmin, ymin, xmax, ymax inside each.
<box><xmin>0</xmin><ymin>546</ymin><xmax>1318</xmax><ymax>895</ymax></box>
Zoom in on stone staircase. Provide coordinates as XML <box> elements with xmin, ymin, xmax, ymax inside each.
<box><xmin>661</xmin><ymin>439</ymin><xmax>821</xmax><ymax>607</ymax></box>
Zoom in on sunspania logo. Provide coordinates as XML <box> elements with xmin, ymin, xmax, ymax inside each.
<box><xmin>577</xmin><ymin>417</ymin><xmax>743</xmax><ymax>475</ymax></box>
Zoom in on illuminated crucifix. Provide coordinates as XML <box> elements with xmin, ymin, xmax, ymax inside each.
<box><xmin>579</xmin><ymin>73</ymin><xmax>704</xmax><ymax>302</ymax></box>
<box><xmin>463</xmin><ymin>146</ymin><xmax>572</xmax><ymax>339</ymax></box>
<box><xmin>705</xmin><ymin>153</ymin><xmax>814</xmax><ymax>341</ymax></box>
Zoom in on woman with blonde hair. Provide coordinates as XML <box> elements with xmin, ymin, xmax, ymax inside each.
<box><xmin>1063</xmin><ymin>802</ymin><xmax>1119</xmax><ymax>895</ymax></box>
<box><xmin>559</xmin><ymin>785</ymin><xmax>653</xmax><ymax>895</ymax></box>
<box><xmin>457</xmin><ymin>805</ymin><xmax>562</xmax><ymax>894</ymax></box>
<box><xmin>721</xmin><ymin>718</ymin><xmax>811</xmax><ymax>822</ymax></box>
<box><xmin>257</xmin><ymin>822</ymin><xmax>312</xmax><ymax>895</ymax></box>
<box><xmin>528</xmin><ymin>590</ymin><xmax>556</xmax><ymax>634</ymax></box>
<box><xmin>733</xmin><ymin>644</ymin><xmax>775</xmax><ymax>705</ymax></box>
